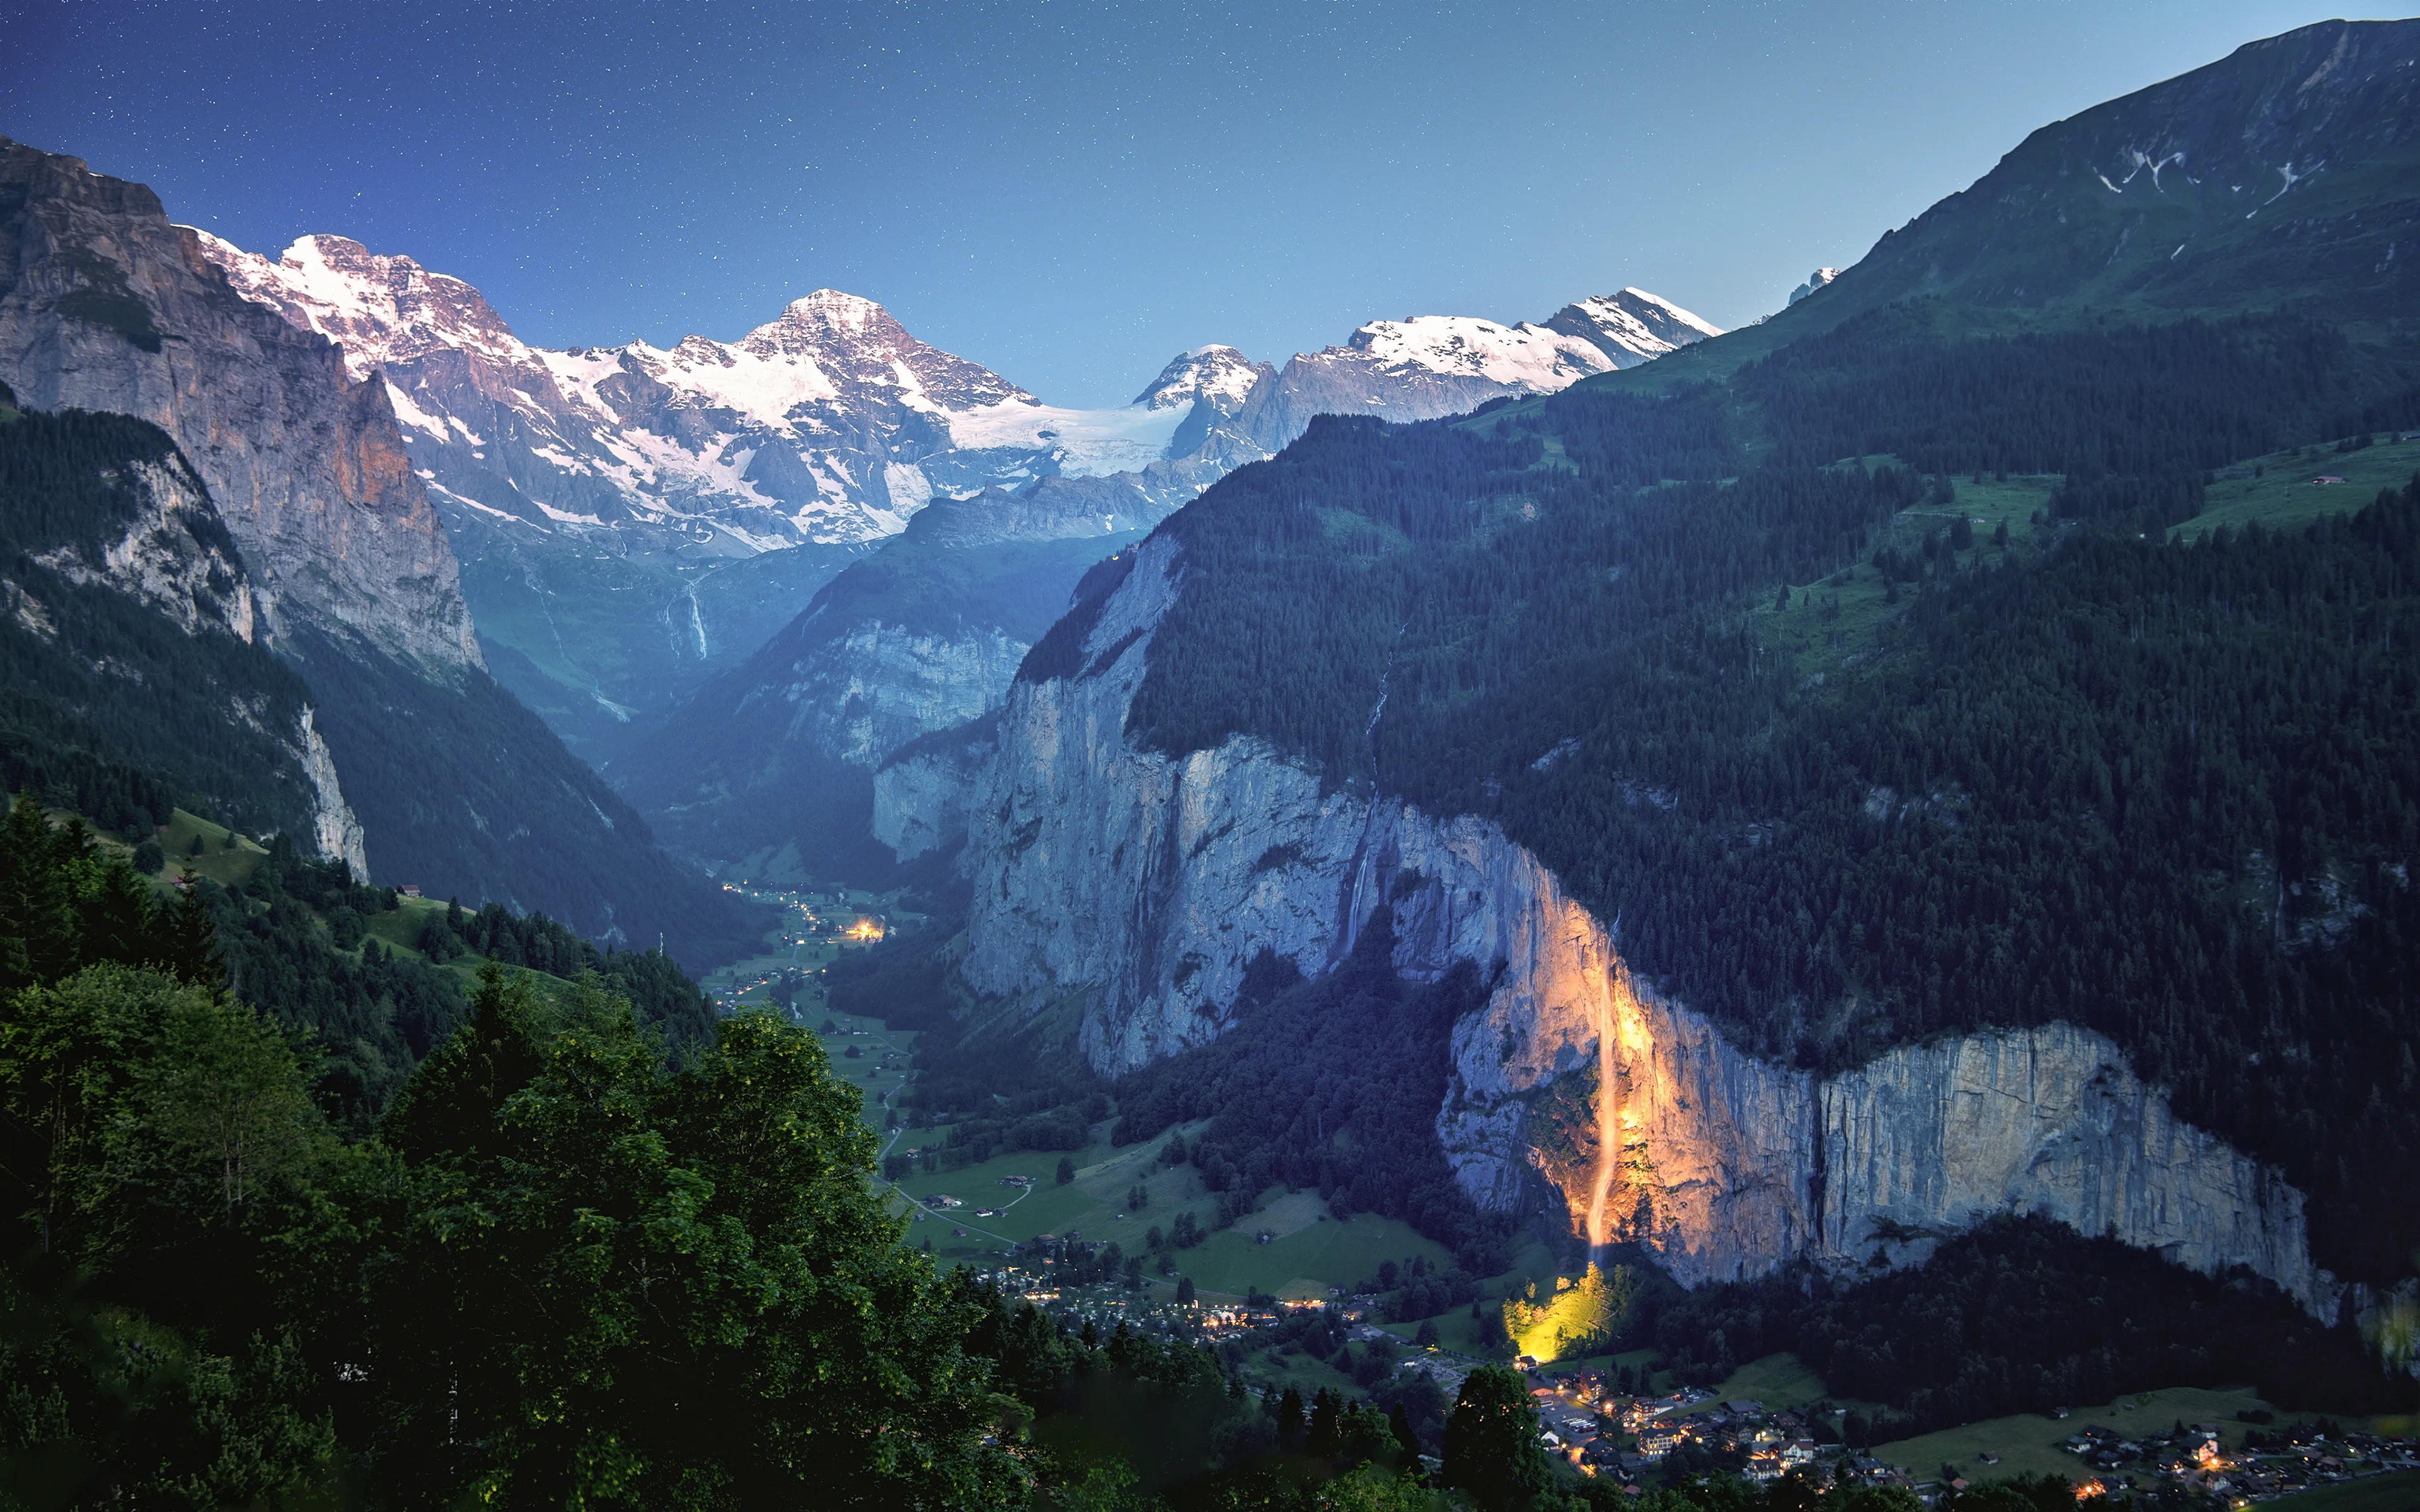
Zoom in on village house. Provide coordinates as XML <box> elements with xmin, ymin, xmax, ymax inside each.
<box><xmin>1637</xmin><ymin>1424</ymin><xmax>1688</xmax><ymax>1460</ymax></box>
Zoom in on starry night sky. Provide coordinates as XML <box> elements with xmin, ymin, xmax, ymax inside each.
<box><xmin>0</xmin><ymin>0</ymin><xmax>2378</xmax><ymax>404</ymax></box>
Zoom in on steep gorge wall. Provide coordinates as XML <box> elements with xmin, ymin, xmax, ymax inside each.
<box><xmin>897</xmin><ymin>534</ymin><xmax>2342</xmax><ymax>1318</ymax></box>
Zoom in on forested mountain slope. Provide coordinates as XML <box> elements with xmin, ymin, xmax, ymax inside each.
<box><xmin>889</xmin><ymin>15</ymin><xmax>2420</xmax><ymax>1326</ymax></box>
<box><xmin>1114</xmin><ymin>400</ymin><xmax>2420</xmax><ymax>1284</ymax></box>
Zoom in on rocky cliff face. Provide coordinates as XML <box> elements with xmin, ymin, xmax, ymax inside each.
<box><xmin>0</xmin><ymin>140</ymin><xmax>479</xmax><ymax>674</ymax></box>
<box><xmin>295</xmin><ymin>704</ymin><xmax>370</xmax><ymax>878</ymax></box>
<box><xmin>74</xmin><ymin>458</ymin><xmax>369</xmax><ymax>874</ymax></box>
<box><xmin>917</xmin><ymin>532</ymin><xmax>2341</xmax><ymax>1319</ymax></box>
<box><xmin>26</xmin><ymin>455</ymin><xmax>258</xmax><ymax>644</ymax></box>
<box><xmin>0</xmin><ymin>406</ymin><xmax>369</xmax><ymax>866</ymax></box>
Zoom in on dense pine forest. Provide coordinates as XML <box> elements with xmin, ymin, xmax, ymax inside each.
<box><xmin>1639</xmin><ymin>1215</ymin><xmax>2397</xmax><ymax>1433</ymax></box>
<box><xmin>1732</xmin><ymin>306</ymin><xmax>2413</xmax><ymax>476</ymax></box>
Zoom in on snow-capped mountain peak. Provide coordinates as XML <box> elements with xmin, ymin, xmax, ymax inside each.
<box><xmin>776</xmin><ymin>288</ymin><xmax>882</xmax><ymax>329</ymax></box>
<box><xmin>1190</xmin><ymin>285</ymin><xmax>1722</xmax><ymax>473</ymax></box>
<box><xmin>1542</xmin><ymin>289</ymin><xmax>1725</xmax><ymax>368</ymax></box>
<box><xmin>1787</xmin><ymin>268</ymin><xmax>1841</xmax><ymax>306</ymax></box>
<box><xmin>1342</xmin><ymin>314</ymin><xmax>1616</xmax><ymax>389</ymax></box>
<box><xmin>195</xmin><ymin>230</ymin><xmax>530</xmax><ymax>381</ymax></box>
<box><xmin>195</xmin><ymin>222</ymin><xmax>1721</xmax><ymax>755</ymax></box>
<box><xmin>1132</xmin><ymin>344</ymin><xmax>1267</xmax><ymax>413</ymax></box>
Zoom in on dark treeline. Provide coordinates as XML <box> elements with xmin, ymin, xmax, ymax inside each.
<box><xmin>0</xmin><ymin>794</ymin><xmax>220</xmax><ymax>1001</ymax></box>
<box><xmin>200</xmin><ymin>835</ymin><xmax>467</xmax><ymax>1129</ymax></box>
<box><xmin>0</xmin><ymin>404</ymin><xmax>318</xmax><ymax>838</ymax></box>
<box><xmin>415</xmin><ymin>895</ymin><xmax>712</xmax><ymax>1045</ymax></box>
<box><xmin>0</xmin><ymin>794</ymin><xmax>713</xmax><ymax>1136</ymax></box>
<box><xmin>956</xmin><ymin>1279</ymin><xmax>1443</xmax><ymax>1509</ymax></box>
<box><xmin>1640</xmin><ymin>1215</ymin><xmax>2405</xmax><ymax>1437</ymax></box>
<box><xmin>1537</xmin><ymin>386</ymin><xmax>1743</xmax><ymax>484</ymax></box>
<box><xmin>0</xmin><ymin>798</ymin><xmax>467</xmax><ymax>1131</ymax></box>
<box><xmin>1732</xmin><ymin>305</ymin><xmax>2414</xmax><ymax>474</ymax></box>
<box><xmin>1</xmin><ymin>929</ymin><xmax>1008</xmax><ymax>1507</ymax></box>
<box><xmin>1118</xmin><ymin>912</ymin><xmax>1511</xmax><ymax>1271</ymax></box>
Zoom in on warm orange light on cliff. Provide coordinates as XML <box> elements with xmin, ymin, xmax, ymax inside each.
<box><xmin>1584</xmin><ymin>963</ymin><xmax>1658</xmax><ymax>1257</ymax></box>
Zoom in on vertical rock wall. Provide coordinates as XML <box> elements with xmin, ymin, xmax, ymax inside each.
<box><xmin>296</xmin><ymin>706</ymin><xmax>371</xmax><ymax>879</ymax></box>
<box><xmin>928</xmin><ymin>531</ymin><xmax>2342</xmax><ymax>1319</ymax></box>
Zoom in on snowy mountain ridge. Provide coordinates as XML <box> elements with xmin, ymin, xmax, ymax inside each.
<box><xmin>193</xmin><ymin>227</ymin><xmax>1717</xmax><ymax>759</ymax></box>
<box><xmin>1201</xmin><ymin>286</ymin><xmax>1725</xmax><ymax>469</ymax></box>
<box><xmin>1132</xmin><ymin>344</ymin><xmax>1269</xmax><ymax>411</ymax></box>
<box><xmin>1342</xmin><ymin>314</ymin><xmax>1616</xmax><ymax>389</ymax></box>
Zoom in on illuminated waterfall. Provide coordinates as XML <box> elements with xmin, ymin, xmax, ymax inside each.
<box><xmin>1583</xmin><ymin>997</ymin><xmax>1620</xmax><ymax>1256</ymax></box>
<box><xmin>1582</xmin><ymin>965</ymin><xmax>1650</xmax><ymax>1259</ymax></box>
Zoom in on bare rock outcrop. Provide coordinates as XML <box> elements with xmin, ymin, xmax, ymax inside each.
<box><xmin>0</xmin><ymin>137</ymin><xmax>479</xmax><ymax>673</ymax></box>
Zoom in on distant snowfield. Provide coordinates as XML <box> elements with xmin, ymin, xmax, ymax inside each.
<box><xmin>939</xmin><ymin>397</ymin><xmax>1192</xmax><ymax>476</ymax></box>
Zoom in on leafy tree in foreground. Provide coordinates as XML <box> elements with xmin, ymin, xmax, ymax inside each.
<box><xmin>1</xmin><ymin>964</ymin><xmax>344</xmax><ymax>1508</ymax></box>
<box><xmin>1440</xmin><ymin>1364</ymin><xmax>1552</xmax><ymax>1511</ymax></box>
<box><xmin>365</xmin><ymin>966</ymin><xmax>1015</xmax><ymax>1509</ymax></box>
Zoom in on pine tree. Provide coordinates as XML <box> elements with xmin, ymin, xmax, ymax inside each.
<box><xmin>162</xmin><ymin>873</ymin><xmax>226</xmax><ymax>992</ymax></box>
<box><xmin>1443</xmin><ymin>1365</ymin><xmax>1553</xmax><ymax>1509</ymax></box>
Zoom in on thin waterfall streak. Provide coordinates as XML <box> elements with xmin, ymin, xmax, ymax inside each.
<box><xmin>1584</xmin><ymin>980</ymin><xmax>1620</xmax><ymax>1259</ymax></box>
